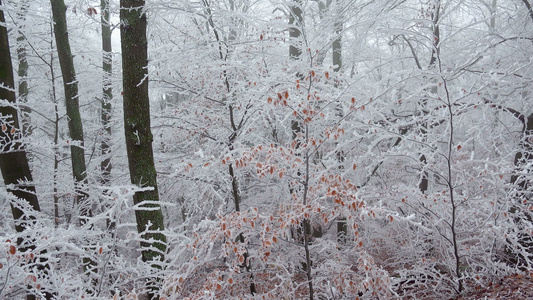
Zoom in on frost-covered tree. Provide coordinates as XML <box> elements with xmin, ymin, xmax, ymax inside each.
<box><xmin>120</xmin><ymin>0</ymin><xmax>167</xmax><ymax>297</ymax></box>
<box><xmin>50</xmin><ymin>0</ymin><xmax>90</xmax><ymax>222</ymax></box>
<box><xmin>1</xmin><ymin>0</ymin><xmax>532</xmax><ymax>299</ymax></box>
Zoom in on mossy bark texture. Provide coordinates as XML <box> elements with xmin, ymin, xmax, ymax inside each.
<box><xmin>120</xmin><ymin>0</ymin><xmax>167</xmax><ymax>266</ymax></box>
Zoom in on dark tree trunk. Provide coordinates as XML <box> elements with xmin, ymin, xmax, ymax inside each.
<box><xmin>100</xmin><ymin>0</ymin><xmax>112</xmax><ymax>185</ymax></box>
<box><xmin>332</xmin><ymin>0</ymin><xmax>342</xmax><ymax>73</ymax></box>
<box><xmin>288</xmin><ymin>2</ymin><xmax>315</xmax><ymax>299</ymax></box>
<box><xmin>504</xmin><ymin>0</ymin><xmax>533</xmax><ymax>271</ymax></box>
<box><xmin>0</xmin><ymin>0</ymin><xmax>40</xmax><ymax>247</ymax></box>
<box><xmin>508</xmin><ymin>113</ymin><xmax>533</xmax><ymax>266</ymax></box>
<box><xmin>50</xmin><ymin>0</ymin><xmax>90</xmax><ymax>221</ymax></box>
<box><xmin>120</xmin><ymin>0</ymin><xmax>167</xmax><ymax>282</ymax></box>
<box><xmin>16</xmin><ymin>0</ymin><xmax>31</xmax><ymax>136</ymax></box>
<box><xmin>0</xmin><ymin>4</ymin><xmax>51</xmax><ymax>299</ymax></box>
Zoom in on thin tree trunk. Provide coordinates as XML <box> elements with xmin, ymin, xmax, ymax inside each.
<box><xmin>16</xmin><ymin>0</ymin><xmax>31</xmax><ymax>136</ymax></box>
<box><xmin>490</xmin><ymin>0</ymin><xmax>497</xmax><ymax>32</ymax></box>
<box><xmin>100</xmin><ymin>0</ymin><xmax>112</xmax><ymax>185</ymax></box>
<box><xmin>419</xmin><ymin>1</ymin><xmax>441</xmax><ymax>194</ymax></box>
<box><xmin>289</xmin><ymin>0</ymin><xmax>303</xmax><ymax>153</ymax></box>
<box><xmin>331</xmin><ymin>0</ymin><xmax>348</xmax><ymax>243</ymax></box>
<box><xmin>289</xmin><ymin>0</ymin><xmax>303</xmax><ymax>152</ymax></box>
<box><xmin>49</xmin><ymin>0</ymin><xmax>97</xmax><ymax>284</ymax></box>
<box><xmin>289</xmin><ymin>2</ymin><xmax>314</xmax><ymax>299</ymax></box>
<box><xmin>49</xmin><ymin>0</ymin><xmax>90</xmax><ymax>221</ymax></box>
<box><xmin>100</xmin><ymin>0</ymin><xmax>115</xmax><ymax>234</ymax></box>
<box><xmin>302</xmin><ymin>126</ymin><xmax>314</xmax><ymax>300</ymax></box>
<box><xmin>120</xmin><ymin>2</ymin><xmax>167</xmax><ymax>297</ymax></box>
<box><xmin>442</xmin><ymin>81</ymin><xmax>463</xmax><ymax>294</ymax></box>
<box><xmin>289</xmin><ymin>0</ymin><xmax>303</xmax><ymax>60</ymax></box>
<box><xmin>332</xmin><ymin>0</ymin><xmax>342</xmax><ymax>73</ymax></box>
<box><xmin>48</xmin><ymin>24</ymin><xmax>61</xmax><ymax>227</ymax></box>
<box><xmin>203</xmin><ymin>0</ymin><xmax>256</xmax><ymax>292</ymax></box>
